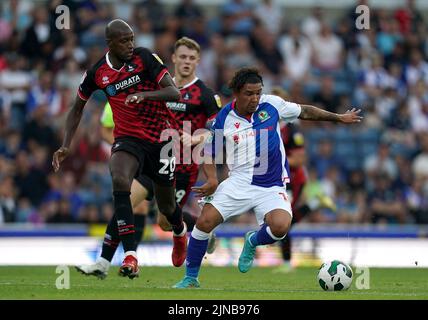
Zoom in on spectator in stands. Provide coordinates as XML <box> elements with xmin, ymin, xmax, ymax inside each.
<box><xmin>366</xmin><ymin>172</ymin><xmax>408</xmax><ymax>224</ymax></box>
<box><xmin>46</xmin><ymin>198</ymin><xmax>75</xmax><ymax>223</ymax></box>
<box><xmin>137</xmin><ymin>0</ymin><xmax>166</xmax><ymax>34</ymax></box>
<box><xmin>301</xmin><ymin>6</ymin><xmax>323</xmax><ymax>40</ymax></box>
<box><xmin>22</xmin><ymin>103</ymin><xmax>58</xmax><ymax>152</ymax></box>
<box><xmin>0</xmin><ymin>175</ymin><xmax>16</xmax><ymax>223</ymax></box>
<box><xmin>254</xmin><ymin>0</ymin><xmax>283</xmax><ymax>36</ymax></box>
<box><xmin>412</xmin><ymin>133</ymin><xmax>428</xmax><ymax>179</ymax></box>
<box><xmin>174</xmin><ymin>0</ymin><xmax>203</xmax><ymax>35</ymax></box>
<box><xmin>364</xmin><ymin>140</ymin><xmax>398</xmax><ymax>187</ymax></box>
<box><xmin>405</xmin><ymin>177</ymin><xmax>428</xmax><ymax>224</ymax></box>
<box><xmin>336</xmin><ymin>188</ymin><xmax>365</xmax><ymax>224</ymax></box>
<box><xmin>26</xmin><ymin>70</ymin><xmax>61</xmax><ymax>117</ymax></box>
<box><xmin>394</xmin><ymin>0</ymin><xmax>424</xmax><ymax>35</ymax></box>
<box><xmin>221</xmin><ymin>0</ymin><xmax>254</xmax><ymax>35</ymax></box>
<box><xmin>278</xmin><ymin>24</ymin><xmax>312</xmax><ymax>82</ymax></box>
<box><xmin>405</xmin><ymin>49</ymin><xmax>428</xmax><ymax>87</ymax></box>
<box><xmin>310</xmin><ymin>139</ymin><xmax>343</xmax><ymax>179</ymax></box>
<box><xmin>13</xmin><ymin>150</ymin><xmax>49</xmax><ymax>207</ymax></box>
<box><xmin>0</xmin><ymin>54</ymin><xmax>31</xmax><ymax>130</ymax></box>
<box><xmin>20</xmin><ymin>6</ymin><xmax>62</xmax><ymax>64</ymax></box>
<box><xmin>311</xmin><ymin>23</ymin><xmax>345</xmax><ymax>73</ymax></box>
<box><xmin>408</xmin><ymin>80</ymin><xmax>428</xmax><ymax>133</ymax></box>
<box><xmin>312</xmin><ymin>75</ymin><xmax>341</xmax><ymax>113</ymax></box>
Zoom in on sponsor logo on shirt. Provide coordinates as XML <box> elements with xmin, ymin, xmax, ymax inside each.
<box><xmin>106</xmin><ymin>75</ymin><xmax>142</xmax><ymax>96</ymax></box>
<box><xmin>166</xmin><ymin>102</ymin><xmax>187</xmax><ymax>112</ymax></box>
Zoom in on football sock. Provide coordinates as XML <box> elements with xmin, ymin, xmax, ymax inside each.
<box><xmin>133</xmin><ymin>214</ymin><xmax>146</xmax><ymax>250</ymax></box>
<box><xmin>297</xmin><ymin>204</ymin><xmax>311</xmax><ymax>218</ymax></box>
<box><xmin>186</xmin><ymin>227</ymin><xmax>209</xmax><ymax>279</ymax></box>
<box><xmin>167</xmin><ymin>203</ymin><xmax>185</xmax><ymax>235</ymax></box>
<box><xmin>183</xmin><ymin>211</ymin><xmax>196</xmax><ymax>232</ymax></box>
<box><xmin>101</xmin><ymin>214</ymin><xmax>120</xmax><ymax>262</ymax></box>
<box><xmin>250</xmin><ymin>224</ymin><xmax>285</xmax><ymax>246</ymax></box>
<box><xmin>280</xmin><ymin>235</ymin><xmax>292</xmax><ymax>261</ymax></box>
<box><xmin>113</xmin><ymin>191</ymin><xmax>135</xmax><ymax>253</ymax></box>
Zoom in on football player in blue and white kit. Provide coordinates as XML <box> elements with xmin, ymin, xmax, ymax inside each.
<box><xmin>173</xmin><ymin>68</ymin><xmax>362</xmax><ymax>288</ymax></box>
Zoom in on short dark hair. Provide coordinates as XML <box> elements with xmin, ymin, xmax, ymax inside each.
<box><xmin>228</xmin><ymin>67</ymin><xmax>263</xmax><ymax>92</ymax></box>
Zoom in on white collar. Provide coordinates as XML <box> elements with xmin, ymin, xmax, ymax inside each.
<box><xmin>106</xmin><ymin>52</ymin><xmax>125</xmax><ymax>72</ymax></box>
<box><xmin>173</xmin><ymin>76</ymin><xmax>198</xmax><ymax>89</ymax></box>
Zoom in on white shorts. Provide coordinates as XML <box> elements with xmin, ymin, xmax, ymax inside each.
<box><xmin>200</xmin><ymin>177</ymin><xmax>293</xmax><ymax>225</ymax></box>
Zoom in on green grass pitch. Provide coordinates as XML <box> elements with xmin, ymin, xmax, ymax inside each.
<box><xmin>0</xmin><ymin>266</ymin><xmax>427</xmax><ymax>300</ymax></box>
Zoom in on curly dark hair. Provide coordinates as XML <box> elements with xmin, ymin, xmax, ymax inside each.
<box><xmin>228</xmin><ymin>67</ymin><xmax>264</xmax><ymax>92</ymax></box>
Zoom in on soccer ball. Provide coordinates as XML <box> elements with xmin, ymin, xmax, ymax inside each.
<box><xmin>317</xmin><ymin>260</ymin><xmax>353</xmax><ymax>291</ymax></box>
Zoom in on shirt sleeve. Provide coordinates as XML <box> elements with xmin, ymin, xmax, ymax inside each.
<box><xmin>204</xmin><ymin>112</ymin><xmax>225</xmax><ymax>158</ymax></box>
<box><xmin>138</xmin><ymin>48</ymin><xmax>169</xmax><ymax>84</ymax></box>
<box><xmin>268</xmin><ymin>94</ymin><xmax>301</xmax><ymax>123</ymax></box>
<box><xmin>100</xmin><ymin>102</ymin><xmax>114</xmax><ymax>128</ymax></box>
<box><xmin>77</xmin><ymin>68</ymin><xmax>98</xmax><ymax>101</ymax></box>
<box><xmin>202</xmin><ymin>86</ymin><xmax>222</xmax><ymax>119</ymax></box>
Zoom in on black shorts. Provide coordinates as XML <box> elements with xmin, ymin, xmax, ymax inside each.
<box><xmin>174</xmin><ymin>169</ymin><xmax>199</xmax><ymax>207</ymax></box>
<box><xmin>112</xmin><ymin>136</ymin><xmax>176</xmax><ymax>187</ymax></box>
<box><xmin>134</xmin><ymin>169</ymin><xmax>199</xmax><ymax>207</ymax></box>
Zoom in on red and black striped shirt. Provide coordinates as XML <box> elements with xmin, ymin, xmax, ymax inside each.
<box><xmin>167</xmin><ymin>78</ymin><xmax>221</xmax><ymax>173</ymax></box>
<box><xmin>78</xmin><ymin>47</ymin><xmax>178</xmax><ymax>144</ymax></box>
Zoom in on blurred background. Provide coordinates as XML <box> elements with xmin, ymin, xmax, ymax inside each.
<box><xmin>0</xmin><ymin>0</ymin><xmax>428</xmax><ymax>268</ymax></box>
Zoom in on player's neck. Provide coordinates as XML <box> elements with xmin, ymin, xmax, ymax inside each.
<box><xmin>174</xmin><ymin>74</ymin><xmax>197</xmax><ymax>88</ymax></box>
<box><xmin>234</xmin><ymin>102</ymin><xmax>252</xmax><ymax>119</ymax></box>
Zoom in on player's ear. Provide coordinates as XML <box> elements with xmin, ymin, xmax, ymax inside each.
<box><xmin>171</xmin><ymin>53</ymin><xmax>176</xmax><ymax>64</ymax></box>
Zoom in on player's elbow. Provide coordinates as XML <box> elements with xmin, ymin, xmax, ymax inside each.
<box><xmin>171</xmin><ymin>87</ymin><xmax>181</xmax><ymax>101</ymax></box>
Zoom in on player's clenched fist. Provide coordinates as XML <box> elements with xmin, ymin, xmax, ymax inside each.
<box><xmin>52</xmin><ymin>147</ymin><xmax>70</xmax><ymax>172</ymax></box>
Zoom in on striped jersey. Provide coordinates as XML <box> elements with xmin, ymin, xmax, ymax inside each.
<box><xmin>207</xmin><ymin>94</ymin><xmax>301</xmax><ymax>188</ymax></box>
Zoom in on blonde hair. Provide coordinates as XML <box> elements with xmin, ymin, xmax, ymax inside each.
<box><xmin>271</xmin><ymin>86</ymin><xmax>290</xmax><ymax>100</ymax></box>
<box><xmin>174</xmin><ymin>37</ymin><xmax>201</xmax><ymax>54</ymax></box>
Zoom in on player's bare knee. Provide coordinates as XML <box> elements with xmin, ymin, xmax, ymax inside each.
<box><xmin>270</xmin><ymin>217</ymin><xmax>291</xmax><ymax>238</ymax></box>
<box><xmin>270</xmin><ymin>223</ymin><xmax>290</xmax><ymax>238</ymax></box>
<box><xmin>195</xmin><ymin>217</ymin><xmax>214</xmax><ymax>234</ymax></box>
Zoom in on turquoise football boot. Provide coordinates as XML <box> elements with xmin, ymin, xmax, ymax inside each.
<box><xmin>238</xmin><ymin>231</ymin><xmax>257</xmax><ymax>273</ymax></box>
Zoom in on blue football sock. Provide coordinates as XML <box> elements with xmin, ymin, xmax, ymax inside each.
<box><xmin>186</xmin><ymin>235</ymin><xmax>208</xmax><ymax>278</ymax></box>
<box><xmin>249</xmin><ymin>224</ymin><xmax>277</xmax><ymax>246</ymax></box>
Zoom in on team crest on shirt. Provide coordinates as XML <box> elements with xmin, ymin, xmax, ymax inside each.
<box><xmin>125</xmin><ymin>63</ymin><xmax>136</xmax><ymax>72</ymax></box>
<box><xmin>258</xmin><ymin>110</ymin><xmax>270</xmax><ymax>122</ymax></box>
<box><xmin>102</xmin><ymin>76</ymin><xmax>110</xmax><ymax>85</ymax></box>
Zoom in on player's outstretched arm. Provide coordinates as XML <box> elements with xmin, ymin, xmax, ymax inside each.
<box><xmin>299</xmin><ymin>105</ymin><xmax>363</xmax><ymax>123</ymax></box>
<box><xmin>125</xmin><ymin>73</ymin><xmax>180</xmax><ymax>104</ymax></box>
<box><xmin>52</xmin><ymin>96</ymin><xmax>86</xmax><ymax>172</ymax></box>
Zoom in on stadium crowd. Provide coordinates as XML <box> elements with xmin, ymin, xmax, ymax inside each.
<box><xmin>0</xmin><ymin>0</ymin><xmax>428</xmax><ymax>225</ymax></box>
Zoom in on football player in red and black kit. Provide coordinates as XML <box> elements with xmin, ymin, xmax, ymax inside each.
<box><xmin>73</xmin><ymin>37</ymin><xmax>220</xmax><ymax>280</ymax></box>
<box><xmin>52</xmin><ymin>19</ymin><xmax>185</xmax><ymax>279</ymax></box>
<box><xmin>157</xmin><ymin>37</ymin><xmax>221</xmax><ymax>234</ymax></box>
